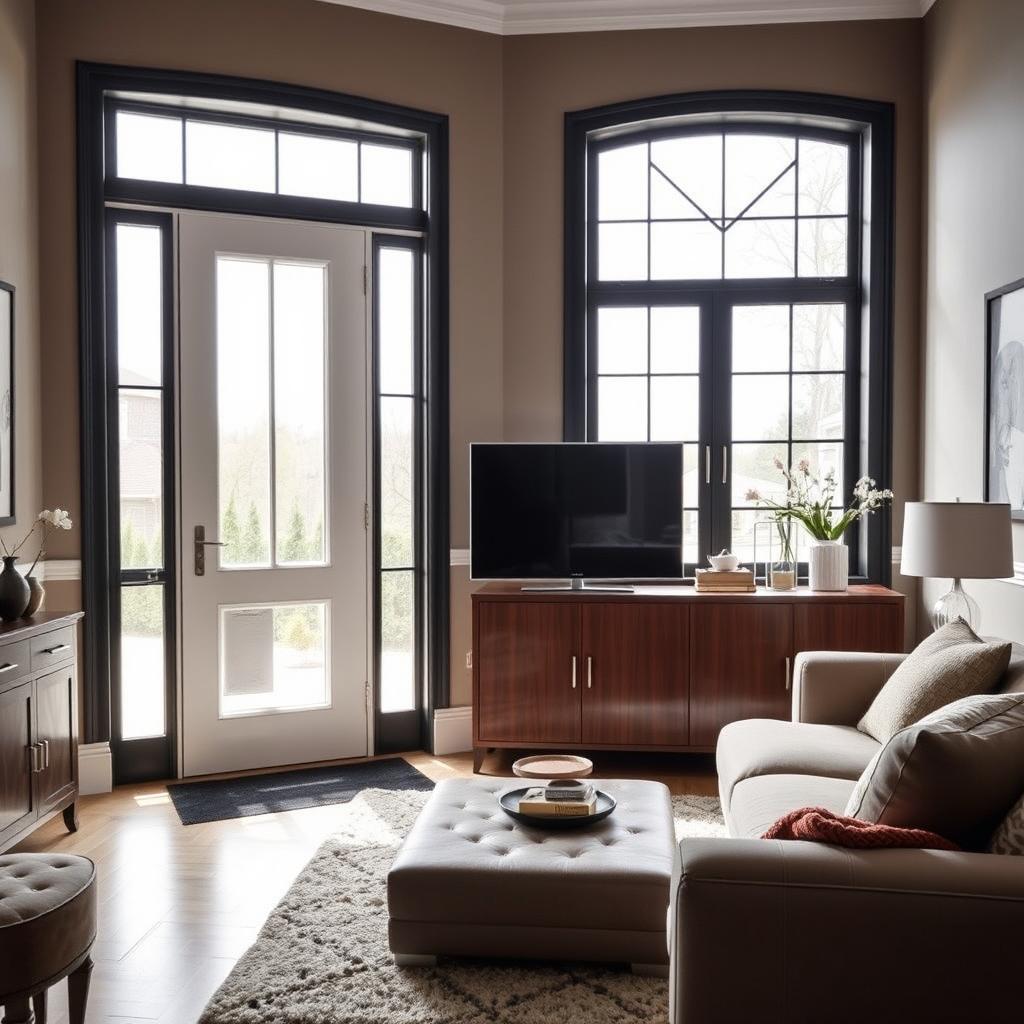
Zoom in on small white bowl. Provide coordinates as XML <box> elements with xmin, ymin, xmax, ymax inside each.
<box><xmin>708</xmin><ymin>553</ymin><xmax>740</xmax><ymax>572</ymax></box>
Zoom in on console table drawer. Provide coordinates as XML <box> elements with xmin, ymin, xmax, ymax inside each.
<box><xmin>0</xmin><ymin>640</ymin><xmax>32</xmax><ymax>687</ymax></box>
<box><xmin>30</xmin><ymin>628</ymin><xmax>75</xmax><ymax>671</ymax></box>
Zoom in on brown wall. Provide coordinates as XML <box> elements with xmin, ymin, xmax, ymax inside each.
<box><xmin>0</xmin><ymin>0</ymin><xmax>42</xmax><ymax>559</ymax></box>
<box><xmin>32</xmin><ymin>1</ymin><xmax>925</xmax><ymax>710</ymax></box>
<box><xmin>921</xmin><ymin>0</ymin><xmax>1024</xmax><ymax>639</ymax></box>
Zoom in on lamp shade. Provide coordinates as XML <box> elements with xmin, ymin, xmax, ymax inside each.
<box><xmin>901</xmin><ymin>502</ymin><xmax>1013</xmax><ymax>580</ymax></box>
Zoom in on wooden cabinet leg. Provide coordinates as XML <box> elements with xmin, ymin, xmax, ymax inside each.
<box><xmin>472</xmin><ymin>747</ymin><xmax>484</xmax><ymax>773</ymax></box>
<box><xmin>1</xmin><ymin>997</ymin><xmax>34</xmax><ymax>1023</ymax></box>
<box><xmin>31</xmin><ymin>990</ymin><xmax>46</xmax><ymax>1024</ymax></box>
<box><xmin>67</xmin><ymin>957</ymin><xmax>92</xmax><ymax>1024</ymax></box>
<box><xmin>62</xmin><ymin>802</ymin><xmax>79</xmax><ymax>834</ymax></box>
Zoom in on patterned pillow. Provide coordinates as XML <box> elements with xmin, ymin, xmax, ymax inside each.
<box><xmin>857</xmin><ymin>619</ymin><xmax>1011</xmax><ymax>743</ymax></box>
<box><xmin>989</xmin><ymin>792</ymin><xmax>1024</xmax><ymax>855</ymax></box>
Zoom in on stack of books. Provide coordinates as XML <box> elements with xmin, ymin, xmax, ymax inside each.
<box><xmin>695</xmin><ymin>567</ymin><xmax>756</xmax><ymax>593</ymax></box>
<box><xmin>517</xmin><ymin>781</ymin><xmax>597</xmax><ymax>817</ymax></box>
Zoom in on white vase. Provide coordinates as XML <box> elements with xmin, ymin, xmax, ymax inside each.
<box><xmin>808</xmin><ymin>539</ymin><xmax>848</xmax><ymax>592</ymax></box>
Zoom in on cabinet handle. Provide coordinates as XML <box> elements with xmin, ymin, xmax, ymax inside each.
<box><xmin>587</xmin><ymin>656</ymin><xmax>593</xmax><ymax>689</ymax></box>
<box><xmin>704</xmin><ymin>445</ymin><xmax>711</xmax><ymax>485</ymax></box>
<box><xmin>784</xmin><ymin>656</ymin><xmax>791</xmax><ymax>691</ymax></box>
<box><xmin>722</xmin><ymin>445</ymin><xmax>729</xmax><ymax>485</ymax></box>
<box><xmin>42</xmin><ymin>739</ymin><xmax>50</xmax><ymax>769</ymax></box>
<box><xmin>41</xmin><ymin>643</ymin><xmax>70</xmax><ymax>655</ymax></box>
<box><xmin>27</xmin><ymin>744</ymin><xmax>42</xmax><ymax>773</ymax></box>
<box><xmin>571</xmin><ymin>655</ymin><xmax>577</xmax><ymax>689</ymax></box>
<box><xmin>0</xmin><ymin>661</ymin><xmax>18</xmax><ymax>673</ymax></box>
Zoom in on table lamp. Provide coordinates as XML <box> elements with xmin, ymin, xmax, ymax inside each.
<box><xmin>900</xmin><ymin>501</ymin><xmax>1013</xmax><ymax>632</ymax></box>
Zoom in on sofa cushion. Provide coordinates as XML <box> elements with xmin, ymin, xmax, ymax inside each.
<box><xmin>989</xmin><ymin>791</ymin><xmax>1024</xmax><ymax>855</ymax></box>
<box><xmin>717</xmin><ymin>719</ymin><xmax>879</xmax><ymax>815</ymax></box>
<box><xmin>846</xmin><ymin>692</ymin><xmax>1024</xmax><ymax>850</ymax></box>
<box><xmin>857</xmin><ymin>619</ymin><xmax>1011</xmax><ymax>743</ymax></box>
<box><xmin>995</xmin><ymin>642</ymin><xmax>1024</xmax><ymax>694</ymax></box>
<box><xmin>728</xmin><ymin>774</ymin><xmax>855</xmax><ymax>839</ymax></box>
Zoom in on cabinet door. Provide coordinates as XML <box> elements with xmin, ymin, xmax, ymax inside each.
<box><xmin>476</xmin><ymin>602</ymin><xmax>580</xmax><ymax>743</ymax></box>
<box><xmin>0</xmin><ymin>680</ymin><xmax>35</xmax><ymax>847</ymax></box>
<box><xmin>581</xmin><ymin>603</ymin><xmax>688</xmax><ymax>746</ymax></box>
<box><xmin>34</xmin><ymin>665</ymin><xmax>77</xmax><ymax>814</ymax></box>
<box><xmin>689</xmin><ymin>604</ymin><xmax>793</xmax><ymax>746</ymax></box>
<box><xmin>794</xmin><ymin>604</ymin><xmax>903</xmax><ymax>654</ymax></box>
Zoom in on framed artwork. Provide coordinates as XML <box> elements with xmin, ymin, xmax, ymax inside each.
<box><xmin>986</xmin><ymin>276</ymin><xmax>1024</xmax><ymax>520</ymax></box>
<box><xmin>0</xmin><ymin>281</ymin><xmax>12</xmax><ymax>525</ymax></box>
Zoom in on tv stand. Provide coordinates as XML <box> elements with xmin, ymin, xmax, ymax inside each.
<box><xmin>471</xmin><ymin>583</ymin><xmax>905</xmax><ymax>772</ymax></box>
<box><xmin>521</xmin><ymin>578</ymin><xmax>635</xmax><ymax>594</ymax></box>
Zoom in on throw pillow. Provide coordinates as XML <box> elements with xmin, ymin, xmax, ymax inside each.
<box><xmin>763</xmin><ymin>806</ymin><xmax>959</xmax><ymax>850</ymax></box>
<box><xmin>857</xmin><ymin>619</ymin><xmax>1011</xmax><ymax>743</ymax></box>
<box><xmin>845</xmin><ymin>692</ymin><xmax>1024</xmax><ymax>850</ymax></box>
<box><xmin>989</xmin><ymin>792</ymin><xmax>1024</xmax><ymax>855</ymax></box>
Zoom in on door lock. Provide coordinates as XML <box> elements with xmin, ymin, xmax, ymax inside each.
<box><xmin>194</xmin><ymin>524</ymin><xmax>225</xmax><ymax>576</ymax></box>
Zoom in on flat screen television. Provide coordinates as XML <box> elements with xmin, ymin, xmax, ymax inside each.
<box><xmin>470</xmin><ymin>442</ymin><xmax>683</xmax><ymax>583</ymax></box>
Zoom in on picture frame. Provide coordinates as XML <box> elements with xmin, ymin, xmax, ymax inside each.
<box><xmin>0</xmin><ymin>281</ymin><xmax>13</xmax><ymax>526</ymax></box>
<box><xmin>985</xmin><ymin>276</ymin><xmax>1024</xmax><ymax>521</ymax></box>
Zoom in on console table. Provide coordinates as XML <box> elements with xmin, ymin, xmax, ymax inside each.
<box><xmin>0</xmin><ymin>611</ymin><xmax>84</xmax><ymax>851</ymax></box>
<box><xmin>471</xmin><ymin>585</ymin><xmax>904</xmax><ymax>771</ymax></box>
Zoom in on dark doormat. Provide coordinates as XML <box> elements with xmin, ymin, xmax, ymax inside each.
<box><xmin>167</xmin><ymin>757</ymin><xmax>434</xmax><ymax>825</ymax></box>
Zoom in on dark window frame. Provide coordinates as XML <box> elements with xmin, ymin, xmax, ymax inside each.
<box><xmin>565</xmin><ymin>90</ymin><xmax>894</xmax><ymax>586</ymax></box>
<box><xmin>78</xmin><ymin>62</ymin><xmax>450</xmax><ymax>780</ymax></box>
<box><xmin>372</xmin><ymin>235</ymin><xmax>425</xmax><ymax>753</ymax></box>
<box><xmin>105</xmin><ymin>207</ymin><xmax>177</xmax><ymax>782</ymax></box>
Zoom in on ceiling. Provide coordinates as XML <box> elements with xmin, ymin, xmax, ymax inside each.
<box><xmin>318</xmin><ymin>0</ymin><xmax>938</xmax><ymax>36</ymax></box>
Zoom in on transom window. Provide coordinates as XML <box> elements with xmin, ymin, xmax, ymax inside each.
<box><xmin>110</xmin><ymin>104</ymin><xmax>421</xmax><ymax>209</ymax></box>
<box><xmin>581</xmin><ymin>121</ymin><xmax>863</xmax><ymax>574</ymax></box>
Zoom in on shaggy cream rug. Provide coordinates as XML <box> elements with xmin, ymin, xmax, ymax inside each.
<box><xmin>200</xmin><ymin>787</ymin><xmax>726</xmax><ymax>1024</ymax></box>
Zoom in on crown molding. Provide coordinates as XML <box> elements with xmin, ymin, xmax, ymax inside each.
<box><xmin>319</xmin><ymin>0</ymin><xmax>934</xmax><ymax>36</ymax></box>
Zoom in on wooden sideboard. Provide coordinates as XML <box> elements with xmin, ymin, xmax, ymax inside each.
<box><xmin>0</xmin><ymin>611</ymin><xmax>84</xmax><ymax>852</ymax></box>
<box><xmin>471</xmin><ymin>585</ymin><xmax>904</xmax><ymax>770</ymax></box>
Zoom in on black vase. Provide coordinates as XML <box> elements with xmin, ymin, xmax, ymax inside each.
<box><xmin>0</xmin><ymin>556</ymin><xmax>30</xmax><ymax>621</ymax></box>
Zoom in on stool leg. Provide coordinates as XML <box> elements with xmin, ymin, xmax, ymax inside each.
<box><xmin>1</xmin><ymin>997</ymin><xmax>34</xmax><ymax>1023</ymax></box>
<box><xmin>67</xmin><ymin>957</ymin><xmax>93</xmax><ymax>1024</ymax></box>
<box><xmin>30</xmin><ymin>990</ymin><xmax>46</xmax><ymax>1024</ymax></box>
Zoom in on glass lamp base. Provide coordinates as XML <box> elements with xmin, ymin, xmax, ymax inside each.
<box><xmin>931</xmin><ymin>579</ymin><xmax>980</xmax><ymax>633</ymax></box>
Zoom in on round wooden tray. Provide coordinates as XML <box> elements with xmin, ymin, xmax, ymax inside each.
<box><xmin>512</xmin><ymin>754</ymin><xmax>594</xmax><ymax>780</ymax></box>
<box><xmin>498</xmin><ymin>787</ymin><xmax>616</xmax><ymax>830</ymax></box>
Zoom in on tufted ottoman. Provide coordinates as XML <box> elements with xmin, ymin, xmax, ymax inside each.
<box><xmin>387</xmin><ymin>777</ymin><xmax>677</xmax><ymax>973</ymax></box>
<box><xmin>0</xmin><ymin>854</ymin><xmax>96</xmax><ymax>1024</ymax></box>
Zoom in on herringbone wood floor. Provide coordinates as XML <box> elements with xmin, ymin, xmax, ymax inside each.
<box><xmin>12</xmin><ymin>749</ymin><xmax>716</xmax><ymax>1024</ymax></box>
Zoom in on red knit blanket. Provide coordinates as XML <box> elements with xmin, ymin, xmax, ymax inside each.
<box><xmin>762</xmin><ymin>807</ymin><xmax>960</xmax><ymax>851</ymax></box>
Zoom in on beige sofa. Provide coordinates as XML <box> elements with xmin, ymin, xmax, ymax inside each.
<box><xmin>670</xmin><ymin>644</ymin><xmax>1024</xmax><ymax>1024</ymax></box>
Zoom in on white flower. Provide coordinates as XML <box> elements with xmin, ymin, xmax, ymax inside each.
<box><xmin>38</xmin><ymin>508</ymin><xmax>73</xmax><ymax>530</ymax></box>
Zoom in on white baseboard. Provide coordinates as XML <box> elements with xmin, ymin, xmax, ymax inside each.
<box><xmin>79</xmin><ymin>741</ymin><xmax>113</xmax><ymax>795</ymax></box>
<box><xmin>433</xmin><ymin>705</ymin><xmax>472</xmax><ymax>755</ymax></box>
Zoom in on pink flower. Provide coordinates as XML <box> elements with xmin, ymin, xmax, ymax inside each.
<box><xmin>745</xmin><ymin>488</ymin><xmax>761</xmax><ymax>502</ymax></box>
<box><xmin>773</xmin><ymin>456</ymin><xmax>785</xmax><ymax>471</ymax></box>
<box><xmin>798</xmin><ymin>459</ymin><xmax>810</xmax><ymax>474</ymax></box>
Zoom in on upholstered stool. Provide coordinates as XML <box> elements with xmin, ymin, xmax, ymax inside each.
<box><xmin>387</xmin><ymin>778</ymin><xmax>677</xmax><ymax>974</ymax></box>
<box><xmin>0</xmin><ymin>854</ymin><xmax>96</xmax><ymax>1024</ymax></box>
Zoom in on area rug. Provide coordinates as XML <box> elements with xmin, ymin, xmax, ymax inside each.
<box><xmin>167</xmin><ymin>758</ymin><xmax>434</xmax><ymax>825</ymax></box>
<box><xmin>200</xmin><ymin>787</ymin><xmax>726</xmax><ymax>1023</ymax></box>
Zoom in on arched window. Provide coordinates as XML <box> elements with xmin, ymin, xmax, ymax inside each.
<box><xmin>565</xmin><ymin>92</ymin><xmax>894</xmax><ymax>583</ymax></box>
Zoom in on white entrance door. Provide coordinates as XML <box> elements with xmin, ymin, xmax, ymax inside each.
<box><xmin>179</xmin><ymin>212</ymin><xmax>369</xmax><ymax>777</ymax></box>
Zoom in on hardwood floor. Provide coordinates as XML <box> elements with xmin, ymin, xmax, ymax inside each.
<box><xmin>12</xmin><ymin>749</ymin><xmax>716</xmax><ymax>1024</ymax></box>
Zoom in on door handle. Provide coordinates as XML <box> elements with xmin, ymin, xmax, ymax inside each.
<box><xmin>721</xmin><ymin>445</ymin><xmax>729</xmax><ymax>485</ymax></box>
<box><xmin>587</xmin><ymin>656</ymin><xmax>593</xmax><ymax>689</ymax></box>
<box><xmin>704</xmin><ymin>445</ymin><xmax>710</xmax><ymax>485</ymax></box>
<box><xmin>27</xmin><ymin>744</ymin><xmax>42</xmax><ymax>773</ymax></box>
<box><xmin>42</xmin><ymin>739</ymin><xmax>50</xmax><ymax>769</ymax></box>
<box><xmin>194</xmin><ymin>524</ymin><xmax>226</xmax><ymax>576</ymax></box>
<box><xmin>784</xmin><ymin>656</ymin><xmax>791</xmax><ymax>691</ymax></box>
<box><xmin>571</xmin><ymin>655</ymin><xmax>577</xmax><ymax>689</ymax></box>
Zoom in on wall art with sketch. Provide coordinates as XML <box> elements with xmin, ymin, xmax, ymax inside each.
<box><xmin>987</xmin><ymin>277</ymin><xmax>1024</xmax><ymax>520</ymax></box>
